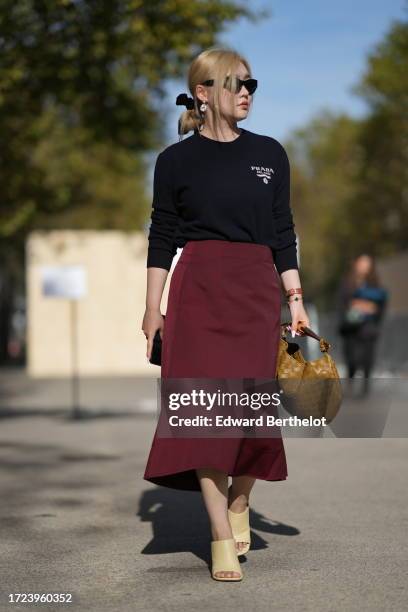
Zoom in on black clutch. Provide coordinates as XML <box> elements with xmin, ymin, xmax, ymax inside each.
<box><xmin>149</xmin><ymin>315</ymin><xmax>165</xmax><ymax>366</ymax></box>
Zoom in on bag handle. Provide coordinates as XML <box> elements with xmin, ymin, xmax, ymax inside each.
<box><xmin>281</xmin><ymin>321</ymin><xmax>332</xmax><ymax>352</ymax></box>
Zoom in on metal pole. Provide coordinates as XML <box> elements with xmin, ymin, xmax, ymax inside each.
<box><xmin>70</xmin><ymin>299</ymin><xmax>81</xmax><ymax>419</ymax></box>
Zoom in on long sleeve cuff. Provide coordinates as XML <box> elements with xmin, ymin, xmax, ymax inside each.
<box><xmin>147</xmin><ymin>245</ymin><xmax>177</xmax><ymax>271</ymax></box>
<box><xmin>272</xmin><ymin>240</ymin><xmax>298</xmax><ymax>275</ymax></box>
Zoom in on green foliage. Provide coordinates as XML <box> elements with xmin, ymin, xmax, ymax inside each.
<box><xmin>350</xmin><ymin>20</ymin><xmax>408</xmax><ymax>258</ymax></box>
<box><xmin>29</xmin><ymin>107</ymin><xmax>151</xmax><ymax>230</ymax></box>
<box><xmin>285</xmin><ymin>111</ymin><xmax>363</xmax><ymax>307</ymax></box>
<box><xmin>352</xmin><ymin>19</ymin><xmax>408</xmax><ymax>114</ymax></box>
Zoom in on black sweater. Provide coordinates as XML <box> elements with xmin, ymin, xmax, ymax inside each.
<box><xmin>146</xmin><ymin>127</ymin><xmax>298</xmax><ymax>275</ymax></box>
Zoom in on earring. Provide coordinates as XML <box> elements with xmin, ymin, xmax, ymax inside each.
<box><xmin>200</xmin><ymin>101</ymin><xmax>207</xmax><ymax>113</ymax></box>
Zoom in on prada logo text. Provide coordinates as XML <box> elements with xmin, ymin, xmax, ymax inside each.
<box><xmin>250</xmin><ymin>165</ymin><xmax>274</xmax><ymax>184</ymax></box>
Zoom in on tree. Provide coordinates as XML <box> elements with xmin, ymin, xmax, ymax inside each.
<box><xmin>350</xmin><ymin>19</ymin><xmax>408</xmax><ymax>255</ymax></box>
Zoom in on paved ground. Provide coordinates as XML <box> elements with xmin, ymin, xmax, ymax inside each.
<box><xmin>0</xmin><ymin>368</ymin><xmax>407</xmax><ymax>611</ymax></box>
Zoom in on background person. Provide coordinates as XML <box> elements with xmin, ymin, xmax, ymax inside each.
<box><xmin>337</xmin><ymin>254</ymin><xmax>388</xmax><ymax>396</ymax></box>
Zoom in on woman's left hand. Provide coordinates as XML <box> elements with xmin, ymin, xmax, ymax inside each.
<box><xmin>288</xmin><ymin>300</ymin><xmax>310</xmax><ymax>337</ymax></box>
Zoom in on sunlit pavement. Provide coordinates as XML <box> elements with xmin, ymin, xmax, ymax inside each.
<box><xmin>0</xmin><ymin>367</ymin><xmax>406</xmax><ymax>611</ymax></box>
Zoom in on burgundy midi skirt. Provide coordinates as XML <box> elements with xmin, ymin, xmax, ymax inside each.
<box><xmin>143</xmin><ymin>239</ymin><xmax>288</xmax><ymax>491</ymax></box>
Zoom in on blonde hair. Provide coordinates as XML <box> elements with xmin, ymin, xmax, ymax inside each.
<box><xmin>177</xmin><ymin>47</ymin><xmax>253</xmax><ymax>141</ymax></box>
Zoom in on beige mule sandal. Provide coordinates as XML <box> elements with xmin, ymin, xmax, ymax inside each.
<box><xmin>211</xmin><ymin>538</ymin><xmax>243</xmax><ymax>581</ymax></box>
<box><xmin>228</xmin><ymin>505</ymin><xmax>251</xmax><ymax>556</ymax></box>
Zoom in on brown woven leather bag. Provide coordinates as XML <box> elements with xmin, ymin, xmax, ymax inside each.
<box><xmin>276</xmin><ymin>322</ymin><xmax>343</xmax><ymax>424</ymax></box>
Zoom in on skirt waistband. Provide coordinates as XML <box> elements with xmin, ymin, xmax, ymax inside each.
<box><xmin>179</xmin><ymin>239</ymin><xmax>274</xmax><ymax>263</ymax></box>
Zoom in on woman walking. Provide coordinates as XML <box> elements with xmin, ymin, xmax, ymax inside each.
<box><xmin>337</xmin><ymin>254</ymin><xmax>388</xmax><ymax>396</ymax></box>
<box><xmin>142</xmin><ymin>47</ymin><xmax>310</xmax><ymax>581</ymax></box>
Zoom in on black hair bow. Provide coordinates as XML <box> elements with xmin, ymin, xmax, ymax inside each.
<box><xmin>176</xmin><ymin>93</ymin><xmax>195</xmax><ymax>110</ymax></box>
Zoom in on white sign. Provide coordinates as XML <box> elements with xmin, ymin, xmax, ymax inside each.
<box><xmin>41</xmin><ymin>266</ymin><xmax>87</xmax><ymax>300</ymax></box>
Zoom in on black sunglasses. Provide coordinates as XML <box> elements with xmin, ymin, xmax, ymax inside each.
<box><xmin>202</xmin><ymin>76</ymin><xmax>258</xmax><ymax>95</ymax></box>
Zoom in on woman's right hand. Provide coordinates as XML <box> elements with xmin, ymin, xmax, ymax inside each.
<box><xmin>142</xmin><ymin>308</ymin><xmax>164</xmax><ymax>362</ymax></box>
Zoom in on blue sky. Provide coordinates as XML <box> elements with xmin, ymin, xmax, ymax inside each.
<box><xmin>162</xmin><ymin>0</ymin><xmax>407</xmax><ymax>145</ymax></box>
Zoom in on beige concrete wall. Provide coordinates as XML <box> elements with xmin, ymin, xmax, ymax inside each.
<box><xmin>377</xmin><ymin>251</ymin><xmax>408</xmax><ymax>316</ymax></box>
<box><xmin>26</xmin><ymin>230</ymin><xmax>176</xmax><ymax>377</ymax></box>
